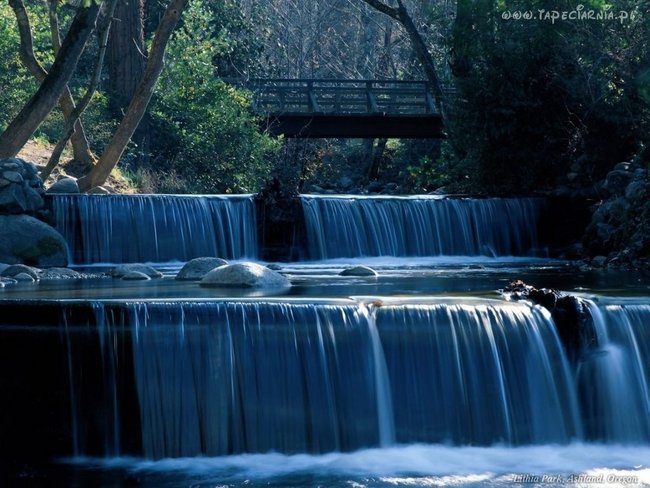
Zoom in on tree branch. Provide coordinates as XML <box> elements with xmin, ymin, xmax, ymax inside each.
<box><xmin>79</xmin><ymin>0</ymin><xmax>189</xmax><ymax>191</ymax></box>
<box><xmin>359</xmin><ymin>0</ymin><xmax>400</xmax><ymax>21</ymax></box>
<box><xmin>41</xmin><ymin>0</ymin><xmax>119</xmax><ymax>180</ymax></box>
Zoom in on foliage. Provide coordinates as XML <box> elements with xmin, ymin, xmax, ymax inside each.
<box><xmin>148</xmin><ymin>1</ymin><xmax>278</xmax><ymax>193</ymax></box>
<box><xmin>0</xmin><ymin>3</ymin><xmax>39</xmax><ymax>130</ymax></box>
<box><xmin>442</xmin><ymin>0</ymin><xmax>650</xmax><ymax>195</ymax></box>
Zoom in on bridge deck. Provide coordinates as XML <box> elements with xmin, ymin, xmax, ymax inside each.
<box><xmin>233</xmin><ymin>79</ymin><xmax>447</xmax><ymax>138</ymax></box>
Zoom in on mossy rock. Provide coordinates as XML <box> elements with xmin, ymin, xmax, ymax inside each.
<box><xmin>0</xmin><ymin>215</ymin><xmax>68</xmax><ymax>267</ymax></box>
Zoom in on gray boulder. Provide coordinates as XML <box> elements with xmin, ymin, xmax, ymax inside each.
<box><xmin>200</xmin><ymin>262</ymin><xmax>290</xmax><ymax>288</ymax></box>
<box><xmin>339</xmin><ymin>265</ymin><xmax>379</xmax><ymax>277</ymax></box>
<box><xmin>0</xmin><ymin>158</ymin><xmax>44</xmax><ymax>214</ymax></box>
<box><xmin>1</xmin><ymin>263</ymin><xmax>40</xmax><ymax>280</ymax></box>
<box><xmin>13</xmin><ymin>272</ymin><xmax>36</xmax><ymax>282</ymax></box>
<box><xmin>176</xmin><ymin>257</ymin><xmax>228</xmax><ymax>281</ymax></box>
<box><xmin>0</xmin><ymin>215</ymin><xmax>68</xmax><ymax>267</ymax></box>
<box><xmin>111</xmin><ymin>264</ymin><xmax>163</xmax><ymax>279</ymax></box>
<box><xmin>47</xmin><ymin>177</ymin><xmax>80</xmax><ymax>194</ymax></box>
<box><xmin>121</xmin><ymin>271</ymin><xmax>151</xmax><ymax>281</ymax></box>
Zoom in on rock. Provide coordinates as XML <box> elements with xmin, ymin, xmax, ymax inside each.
<box><xmin>338</xmin><ymin>176</ymin><xmax>354</xmax><ymax>190</ymax></box>
<box><xmin>0</xmin><ymin>263</ymin><xmax>9</xmax><ymax>274</ymax></box>
<box><xmin>567</xmin><ymin>172</ymin><xmax>578</xmax><ymax>182</ymax></box>
<box><xmin>625</xmin><ymin>179</ymin><xmax>648</xmax><ymax>201</ymax></box>
<box><xmin>0</xmin><ymin>277</ymin><xmax>17</xmax><ymax>286</ymax></box>
<box><xmin>88</xmin><ymin>186</ymin><xmax>111</xmax><ymax>195</ymax></box>
<box><xmin>176</xmin><ymin>257</ymin><xmax>228</xmax><ymax>281</ymax></box>
<box><xmin>199</xmin><ymin>262</ymin><xmax>290</xmax><ymax>288</ymax></box>
<box><xmin>0</xmin><ymin>263</ymin><xmax>40</xmax><ymax>280</ymax></box>
<box><xmin>110</xmin><ymin>264</ymin><xmax>163</xmax><ymax>279</ymax></box>
<box><xmin>47</xmin><ymin>177</ymin><xmax>80</xmax><ymax>194</ymax></box>
<box><xmin>2</xmin><ymin>171</ymin><xmax>23</xmax><ymax>183</ymax></box>
<box><xmin>591</xmin><ymin>255</ymin><xmax>607</xmax><ymax>268</ymax></box>
<box><xmin>13</xmin><ymin>272</ymin><xmax>36</xmax><ymax>282</ymax></box>
<box><xmin>0</xmin><ymin>158</ymin><xmax>45</xmax><ymax>214</ymax></box>
<box><xmin>306</xmin><ymin>184</ymin><xmax>324</xmax><ymax>193</ymax></box>
<box><xmin>39</xmin><ymin>267</ymin><xmax>82</xmax><ymax>280</ymax></box>
<box><xmin>503</xmin><ymin>280</ymin><xmax>596</xmax><ymax>362</ymax></box>
<box><xmin>121</xmin><ymin>271</ymin><xmax>151</xmax><ymax>281</ymax></box>
<box><xmin>0</xmin><ymin>215</ymin><xmax>68</xmax><ymax>267</ymax></box>
<box><xmin>367</xmin><ymin>181</ymin><xmax>383</xmax><ymax>193</ymax></box>
<box><xmin>266</xmin><ymin>263</ymin><xmax>282</xmax><ymax>270</ymax></box>
<box><xmin>614</xmin><ymin>162</ymin><xmax>632</xmax><ymax>172</ymax></box>
<box><xmin>339</xmin><ymin>265</ymin><xmax>378</xmax><ymax>277</ymax></box>
<box><xmin>385</xmin><ymin>182</ymin><xmax>398</xmax><ymax>191</ymax></box>
<box><xmin>603</xmin><ymin>169</ymin><xmax>634</xmax><ymax>196</ymax></box>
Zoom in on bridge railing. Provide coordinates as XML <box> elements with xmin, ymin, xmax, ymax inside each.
<box><xmin>229</xmin><ymin>79</ymin><xmax>452</xmax><ymax>116</ymax></box>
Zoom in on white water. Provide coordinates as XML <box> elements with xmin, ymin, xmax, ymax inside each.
<box><xmin>67</xmin><ymin>444</ymin><xmax>650</xmax><ymax>486</ymax></box>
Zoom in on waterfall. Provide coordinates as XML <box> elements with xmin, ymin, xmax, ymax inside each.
<box><xmin>129</xmin><ymin>301</ymin><xmax>390</xmax><ymax>458</ymax></box>
<box><xmin>301</xmin><ymin>196</ymin><xmax>543</xmax><ymax>259</ymax></box>
<box><xmin>51</xmin><ymin>194</ymin><xmax>258</xmax><ymax>264</ymax></box>
<box><xmin>375</xmin><ymin>302</ymin><xmax>581</xmax><ymax>445</ymax></box>
<box><xmin>76</xmin><ymin>298</ymin><xmax>580</xmax><ymax>459</ymax></box>
<box><xmin>578</xmin><ymin>301</ymin><xmax>650</xmax><ymax>442</ymax></box>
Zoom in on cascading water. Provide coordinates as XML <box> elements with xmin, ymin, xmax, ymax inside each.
<box><xmin>375</xmin><ymin>302</ymin><xmax>582</xmax><ymax>445</ymax></box>
<box><xmin>51</xmin><ymin>194</ymin><xmax>258</xmax><ymax>264</ymax></box>
<box><xmin>577</xmin><ymin>300</ymin><xmax>650</xmax><ymax>443</ymax></box>
<box><xmin>61</xmin><ymin>298</ymin><xmax>606</xmax><ymax>460</ymax></box>
<box><xmin>301</xmin><ymin>195</ymin><xmax>544</xmax><ymax>259</ymax></box>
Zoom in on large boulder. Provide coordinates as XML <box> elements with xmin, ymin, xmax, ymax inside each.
<box><xmin>0</xmin><ymin>215</ymin><xmax>68</xmax><ymax>267</ymax></box>
<box><xmin>176</xmin><ymin>257</ymin><xmax>228</xmax><ymax>281</ymax></box>
<box><xmin>0</xmin><ymin>158</ymin><xmax>44</xmax><ymax>214</ymax></box>
<box><xmin>200</xmin><ymin>262</ymin><xmax>290</xmax><ymax>288</ymax></box>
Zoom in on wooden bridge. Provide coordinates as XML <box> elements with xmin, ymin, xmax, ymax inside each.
<box><xmin>232</xmin><ymin>79</ymin><xmax>448</xmax><ymax>138</ymax></box>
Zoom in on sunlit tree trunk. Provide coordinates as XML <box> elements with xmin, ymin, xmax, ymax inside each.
<box><xmin>78</xmin><ymin>0</ymin><xmax>189</xmax><ymax>191</ymax></box>
<box><xmin>0</xmin><ymin>2</ymin><xmax>102</xmax><ymax>159</ymax></box>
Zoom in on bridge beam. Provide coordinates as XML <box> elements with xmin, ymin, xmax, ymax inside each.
<box><xmin>261</xmin><ymin>114</ymin><xmax>444</xmax><ymax>139</ymax></box>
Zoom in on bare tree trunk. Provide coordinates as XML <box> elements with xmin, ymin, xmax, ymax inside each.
<box><xmin>46</xmin><ymin>0</ymin><xmax>94</xmax><ymax>164</ymax></box>
<box><xmin>41</xmin><ymin>0</ymin><xmax>119</xmax><ymax>181</ymax></box>
<box><xmin>7</xmin><ymin>0</ymin><xmax>94</xmax><ymax>164</ymax></box>
<box><xmin>108</xmin><ymin>0</ymin><xmax>145</xmax><ymax>113</ymax></box>
<box><xmin>107</xmin><ymin>0</ymin><xmax>148</xmax><ymax>164</ymax></box>
<box><xmin>78</xmin><ymin>0</ymin><xmax>189</xmax><ymax>191</ymax></box>
<box><xmin>359</xmin><ymin>0</ymin><xmax>445</xmax><ymax>117</ymax></box>
<box><xmin>0</xmin><ymin>3</ymin><xmax>102</xmax><ymax>159</ymax></box>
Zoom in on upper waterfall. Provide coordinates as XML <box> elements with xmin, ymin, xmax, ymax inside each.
<box><xmin>301</xmin><ymin>195</ymin><xmax>544</xmax><ymax>259</ymax></box>
<box><xmin>51</xmin><ymin>194</ymin><xmax>258</xmax><ymax>264</ymax></box>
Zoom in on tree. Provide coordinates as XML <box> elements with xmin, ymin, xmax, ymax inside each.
<box><xmin>40</xmin><ymin>0</ymin><xmax>120</xmax><ymax>180</ymax></box>
<box><xmin>8</xmin><ymin>0</ymin><xmax>94</xmax><ymax>164</ymax></box>
<box><xmin>359</xmin><ymin>0</ymin><xmax>445</xmax><ymax>115</ymax></box>
<box><xmin>107</xmin><ymin>0</ymin><xmax>145</xmax><ymax>114</ymax></box>
<box><xmin>0</xmin><ymin>2</ymin><xmax>102</xmax><ymax>159</ymax></box>
<box><xmin>78</xmin><ymin>0</ymin><xmax>189</xmax><ymax>191</ymax></box>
